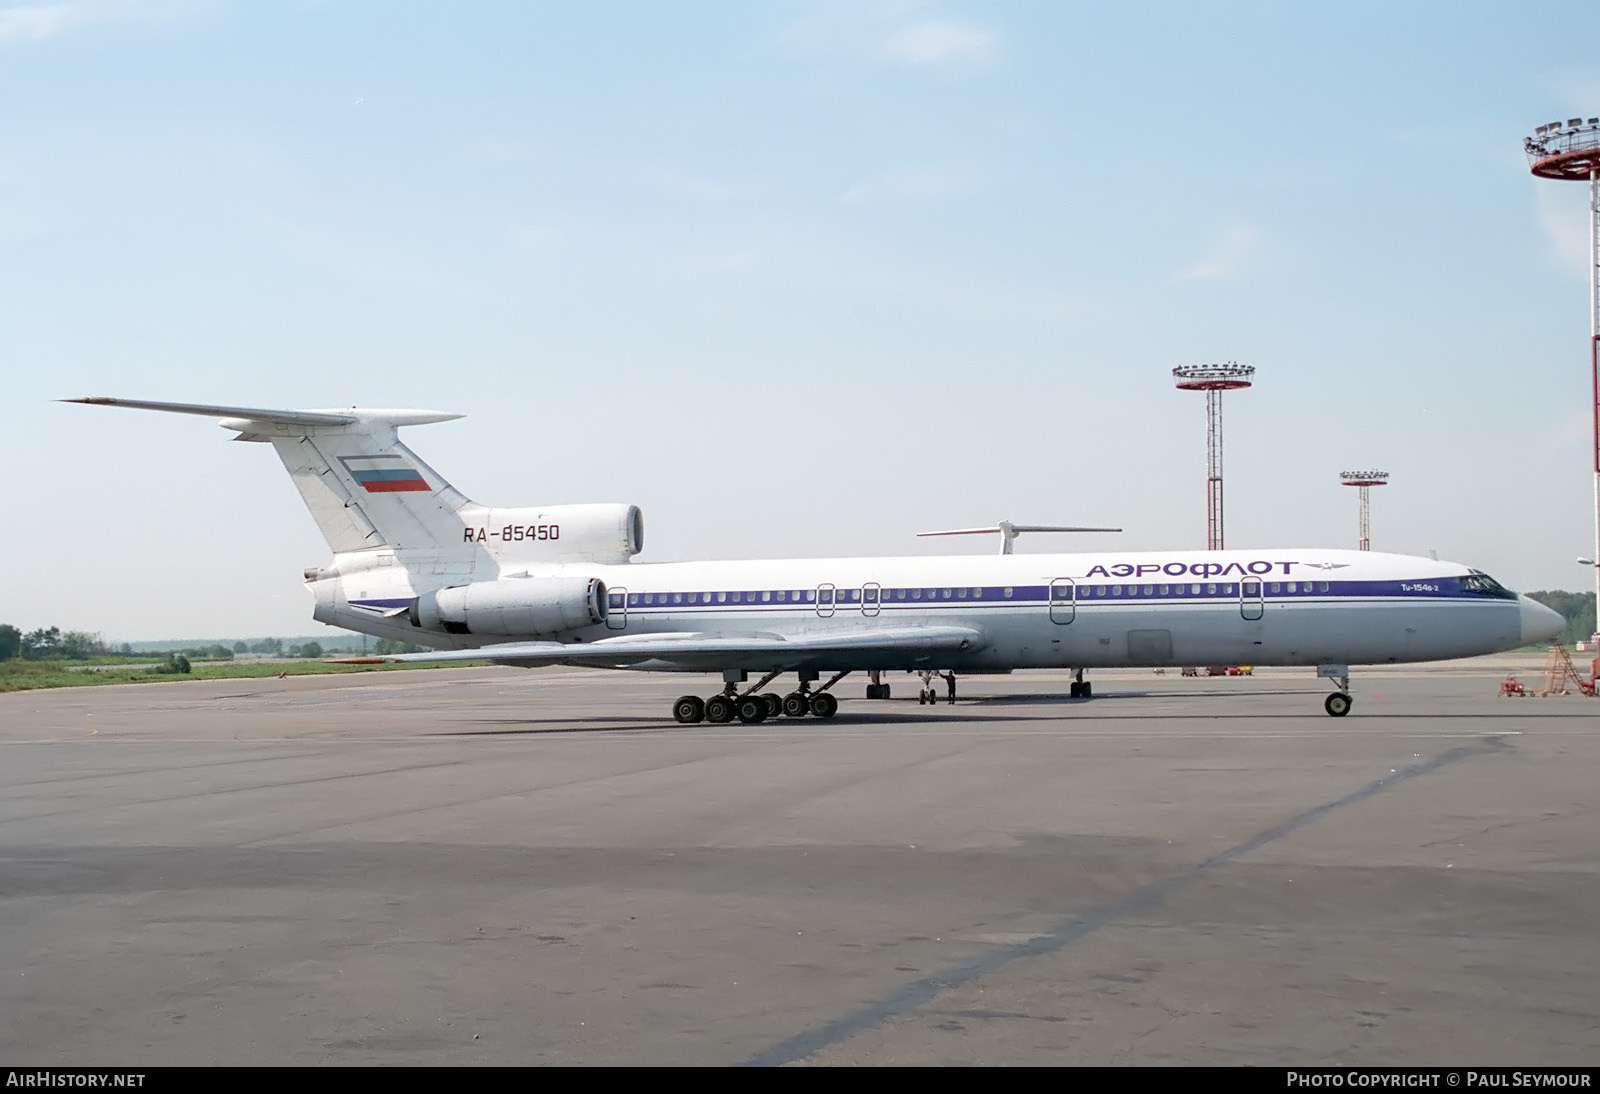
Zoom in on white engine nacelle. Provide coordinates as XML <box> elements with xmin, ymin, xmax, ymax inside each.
<box><xmin>410</xmin><ymin>576</ymin><xmax>608</xmax><ymax>637</ymax></box>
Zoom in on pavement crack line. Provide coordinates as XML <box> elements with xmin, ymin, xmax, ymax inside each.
<box><xmin>742</xmin><ymin>735</ymin><xmax>1512</xmax><ymax>1067</ymax></box>
<box><xmin>1417</xmin><ymin>803</ymin><xmax>1596</xmax><ymax>848</ymax></box>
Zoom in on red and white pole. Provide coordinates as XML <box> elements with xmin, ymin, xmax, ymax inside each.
<box><xmin>1590</xmin><ymin>166</ymin><xmax>1599</xmax><ymax>641</ymax></box>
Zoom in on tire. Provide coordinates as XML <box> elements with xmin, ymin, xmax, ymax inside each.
<box><xmin>736</xmin><ymin>696</ymin><xmax>768</xmax><ymax>723</ymax></box>
<box><xmin>1324</xmin><ymin>692</ymin><xmax>1352</xmax><ymax>717</ymax></box>
<box><xmin>761</xmin><ymin>692</ymin><xmax>783</xmax><ymax>718</ymax></box>
<box><xmin>673</xmin><ymin>695</ymin><xmax>705</xmax><ymax>723</ymax></box>
<box><xmin>782</xmin><ymin>692</ymin><xmax>810</xmax><ymax>718</ymax></box>
<box><xmin>1069</xmin><ymin>681</ymin><xmax>1082</xmax><ymax>698</ymax></box>
<box><xmin>705</xmin><ymin>695</ymin><xmax>735</xmax><ymax>724</ymax></box>
<box><xmin>809</xmin><ymin>692</ymin><xmax>838</xmax><ymax>719</ymax></box>
<box><xmin>1081</xmin><ymin>681</ymin><xmax>1092</xmax><ymax>698</ymax></box>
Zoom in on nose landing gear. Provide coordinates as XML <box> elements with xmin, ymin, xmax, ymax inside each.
<box><xmin>1320</xmin><ymin>665</ymin><xmax>1352</xmax><ymax>717</ymax></box>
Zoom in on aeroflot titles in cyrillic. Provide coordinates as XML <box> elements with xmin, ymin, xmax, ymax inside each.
<box><xmin>1084</xmin><ymin>560</ymin><xmax>1300</xmax><ymax>579</ymax></box>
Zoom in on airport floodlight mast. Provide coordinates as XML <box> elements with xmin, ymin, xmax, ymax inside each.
<box><xmin>1173</xmin><ymin>362</ymin><xmax>1255</xmax><ymax>551</ymax></box>
<box><xmin>1339</xmin><ymin>471</ymin><xmax>1389</xmax><ymax>552</ymax></box>
<box><xmin>1525</xmin><ymin>115</ymin><xmax>1600</xmax><ymax>639</ymax></box>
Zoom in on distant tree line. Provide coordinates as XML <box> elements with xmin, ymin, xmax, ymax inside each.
<box><xmin>0</xmin><ymin>626</ymin><xmax>115</xmax><ymax>661</ymax></box>
<box><xmin>0</xmin><ymin>626</ymin><xmax>392</xmax><ymax>664</ymax></box>
<box><xmin>0</xmin><ymin>626</ymin><xmax>235</xmax><ymax>663</ymax></box>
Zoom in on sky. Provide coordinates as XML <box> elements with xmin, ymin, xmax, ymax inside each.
<box><xmin>3</xmin><ymin>0</ymin><xmax>1599</xmax><ymax>640</ymax></box>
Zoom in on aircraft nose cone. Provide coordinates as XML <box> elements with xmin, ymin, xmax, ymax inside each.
<box><xmin>1519</xmin><ymin>595</ymin><xmax>1565</xmax><ymax>645</ymax></box>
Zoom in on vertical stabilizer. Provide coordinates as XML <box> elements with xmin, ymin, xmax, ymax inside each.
<box><xmin>264</xmin><ymin>426</ymin><xmax>473</xmax><ymax>552</ymax></box>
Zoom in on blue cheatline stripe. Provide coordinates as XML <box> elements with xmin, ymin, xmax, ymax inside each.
<box><xmin>349</xmin><ymin>579</ymin><xmax>1514</xmax><ymax>614</ymax></box>
<box><xmin>604</xmin><ymin>579</ymin><xmax>1512</xmax><ymax>611</ymax></box>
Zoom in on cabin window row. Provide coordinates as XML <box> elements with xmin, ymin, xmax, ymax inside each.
<box><xmin>608</xmin><ymin>581</ymin><xmax>1333</xmax><ymax>609</ymax></box>
<box><xmin>615</xmin><ymin>587</ymin><xmax>995</xmax><ymax>608</ymax></box>
<box><xmin>1082</xmin><ymin>581</ymin><xmax>1330</xmax><ymax>597</ymax></box>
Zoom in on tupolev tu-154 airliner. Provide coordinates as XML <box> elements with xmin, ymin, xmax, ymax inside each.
<box><xmin>69</xmin><ymin>397</ymin><xmax>1564</xmax><ymax>721</ymax></box>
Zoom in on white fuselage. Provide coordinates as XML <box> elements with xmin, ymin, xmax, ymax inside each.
<box><xmin>314</xmin><ymin>547</ymin><xmax>1543</xmax><ymax>673</ymax></box>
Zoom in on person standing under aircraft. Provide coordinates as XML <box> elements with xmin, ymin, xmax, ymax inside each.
<box><xmin>943</xmin><ymin>671</ymin><xmax>956</xmax><ymax>704</ymax></box>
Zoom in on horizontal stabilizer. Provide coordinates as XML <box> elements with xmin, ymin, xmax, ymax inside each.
<box><xmin>63</xmin><ymin>397</ymin><xmax>463</xmax><ymax>430</ymax></box>
<box><xmin>66</xmin><ymin>395</ymin><xmax>474</xmax><ymax>553</ymax></box>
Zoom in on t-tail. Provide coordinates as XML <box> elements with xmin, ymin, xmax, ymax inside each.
<box><xmin>64</xmin><ymin>398</ymin><xmax>644</xmax><ymax>631</ymax></box>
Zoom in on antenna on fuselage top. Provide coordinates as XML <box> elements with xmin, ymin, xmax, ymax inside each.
<box><xmin>916</xmin><ymin>521</ymin><xmax>1123</xmax><ymax>556</ymax></box>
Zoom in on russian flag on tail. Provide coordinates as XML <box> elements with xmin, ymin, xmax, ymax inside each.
<box><xmin>339</xmin><ymin>454</ymin><xmax>430</xmax><ymax>493</ymax></box>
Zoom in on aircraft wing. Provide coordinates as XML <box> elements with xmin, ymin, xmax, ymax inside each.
<box><xmin>338</xmin><ymin>625</ymin><xmax>985</xmax><ymax>671</ymax></box>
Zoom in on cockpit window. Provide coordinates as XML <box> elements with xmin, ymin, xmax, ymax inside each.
<box><xmin>1460</xmin><ymin>571</ymin><xmax>1516</xmax><ymax>599</ymax></box>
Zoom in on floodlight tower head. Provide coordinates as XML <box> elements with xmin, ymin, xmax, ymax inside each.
<box><xmin>1172</xmin><ymin>362</ymin><xmax>1255</xmax><ymax>551</ymax></box>
<box><xmin>1340</xmin><ymin>470</ymin><xmax>1389</xmax><ymax>551</ymax></box>
<box><xmin>1525</xmin><ymin>116</ymin><xmax>1600</xmax><ymax>641</ymax></box>
<box><xmin>1525</xmin><ymin>117</ymin><xmax>1600</xmax><ymax>180</ymax></box>
<box><xmin>1171</xmin><ymin>363</ymin><xmax>1256</xmax><ymax>393</ymax></box>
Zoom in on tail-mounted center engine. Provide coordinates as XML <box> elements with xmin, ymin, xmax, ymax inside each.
<box><xmin>461</xmin><ymin>503</ymin><xmax>644</xmax><ymax>565</ymax></box>
<box><xmin>409</xmin><ymin>576</ymin><xmax>607</xmax><ymax>637</ymax></box>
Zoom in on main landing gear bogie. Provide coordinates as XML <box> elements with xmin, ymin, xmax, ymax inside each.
<box><xmin>673</xmin><ymin>672</ymin><xmax>845</xmax><ymax>725</ymax></box>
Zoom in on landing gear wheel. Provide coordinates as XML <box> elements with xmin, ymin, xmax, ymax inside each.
<box><xmin>1324</xmin><ymin>692</ymin><xmax>1352</xmax><ymax>718</ymax></box>
<box><xmin>1069</xmin><ymin>681</ymin><xmax>1082</xmax><ymax>698</ymax></box>
<box><xmin>809</xmin><ymin>693</ymin><xmax>839</xmax><ymax>719</ymax></box>
<box><xmin>782</xmin><ymin>692</ymin><xmax>810</xmax><ymax>718</ymax></box>
<box><xmin>865</xmin><ymin>683</ymin><xmax>891</xmax><ymax>700</ymax></box>
<box><xmin>761</xmin><ymin>693</ymin><xmax>783</xmax><ymax>719</ymax></box>
<box><xmin>1081</xmin><ymin>682</ymin><xmax>1092</xmax><ymax>698</ymax></box>
<box><xmin>736</xmin><ymin>695</ymin><xmax>768</xmax><ymax>723</ymax></box>
<box><xmin>673</xmin><ymin>695</ymin><xmax>705</xmax><ymax>723</ymax></box>
<box><xmin>705</xmin><ymin>695</ymin><xmax>735</xmax><ymax>724</ymax></box>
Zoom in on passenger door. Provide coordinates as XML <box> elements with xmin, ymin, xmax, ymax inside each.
<box><xmin>816</xmin><ymin>583</ymin><xmax>836</xmax><ymax>618</ymax></box>
<box><xmin>1049</xmin><ymin>578</ymin><xmax>1076</xmax><ymax>624</ymax></box>
<box><xmin>1240</xmin><ymin>579</ymin><xmax>1264</xmax><ymax>621</ymax></box>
